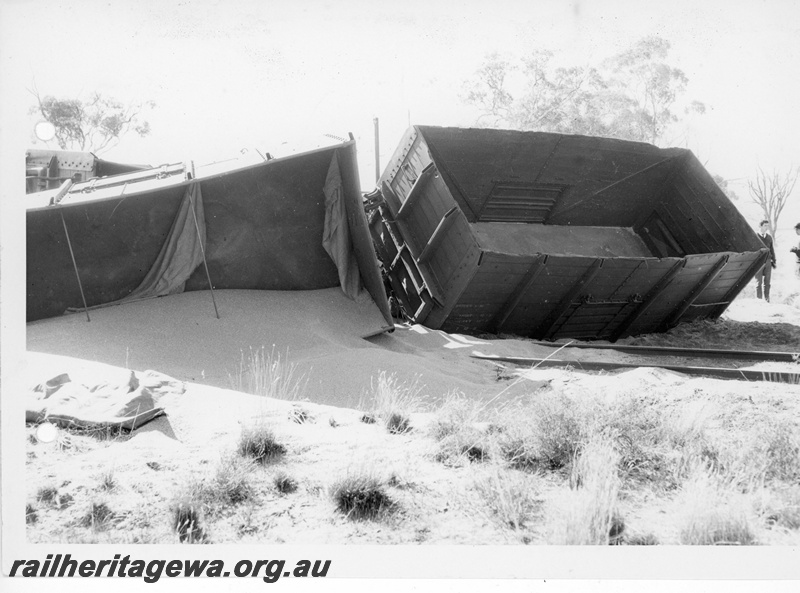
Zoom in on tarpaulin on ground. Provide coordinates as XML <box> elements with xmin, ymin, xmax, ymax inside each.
<box><xmin>26</xmin><ymin>368</ymin><xmax>184</xmax><ymax>431</ymax></box>
<box><xmin>322</xmin><ymin>152</ymin><xmax>361</xmax><ymax>299</ymax></box>
<box><xmin>70</xmin><ymin>182</ymin><xmax>206</xmax><ymax>311</ymax></box>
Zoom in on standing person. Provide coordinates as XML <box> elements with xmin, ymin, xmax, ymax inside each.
<box><xmin>791</xmin><ymin>223</ymin><xmax>800</xmax><ymax>278</ymax></box>
<box><xmin>756</xmin><ymin>220</ymin><xmax>776</xmax><ymax>301</ymax></box>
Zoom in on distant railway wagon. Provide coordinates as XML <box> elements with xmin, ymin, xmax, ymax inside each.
<box><xmin>367</xmin><ymin>126</ymin><xmax>768</xmax><ymax>340</ymax></box>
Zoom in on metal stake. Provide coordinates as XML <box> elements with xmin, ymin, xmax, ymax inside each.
<box><xmin>187</xmin><ymin>183</ymin><xmax>220</xmax><ymax>319</ymax></box>
<box><xmin>60</xmin><ymin>211</ymin><xmax>90</xmax><ymax>322</ymax></box>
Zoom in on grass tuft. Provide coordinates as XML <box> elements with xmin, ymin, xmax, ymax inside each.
<box><xmin>431</xmin><ymin>392</ymin><xmax>491</xmax><ymax>465</ymax></box>
<box><xmin>546</xmin><ymin>434</ymin><xmax>622</xmax><ymax>545</ymax></box>
<box><xmin>36</xmin><ymin>485</ymin><xmax>59</xmax><ymax>505</ymax></box>
<box><xmin>288</xmin><ymin>405</ymin><xmax>313</xmax><ymax>424</ymax></box>
<box><xmin>625</xmin><ymin>532</ymin><xmax>660</xmax><ymax>545</ymax></box>
<box><xmin>331</xmin><ymin>471</ymin><xmax>395</xmax><ymax>520</ymax></box>
<box><xmin>497</xmin><ymin>392</ymin><xmax>584</xmax><ymax>472</ymax></box>
<box><xmin>386</xmin><ymin>412</ymin><xmax>411</xmax><ymax>434</ymax></box>
<box><xmin>81</xmin><ymin>500</ymin><xmax>115</xmax><ymax>530</ymax></box>
<box><xmin>171</xmin><ymin>499</ymin><xmax>207</xmax><ymax>544</ymax></box>
<box><xmin>99</xmin><ymin>470</ymin><xmax>116</xmax><ymax>491</ymax></box>
<box><xmin>228</xmin><ymin>345</ymin><xmax>308</xmax><ymax>401</ymax></box>
<box><xmin>273</xmin><ymin>471</ymin><xmax>299</xmax><ymax>494</ymax></box>
<box><xmin>26</xmin><ymin>503</ymin><xmax>38</xmax><ymax>525</ymax></box>
<box><xmin>198</xmin><ymin>455</ymin><xmax>256</xmax><ymax>506</ymax></box>
<box><xmin>473</xmin><ymin>468</ymin><xmax>541</xmax><ymax>531</ymax></box>
<box><xmin>237</xmin><ymin>424</ymin><xmax>286</xmax><ymax>464</ymax></box>
<box><xmin>676</xmin><ymin>465</ymin><xmax>757</xmax><ymax>545</ymax></box>
<box><xmin>367</xmin><ymin>371</ymin><xmax>422</xmax><ymax>435</ymax></box>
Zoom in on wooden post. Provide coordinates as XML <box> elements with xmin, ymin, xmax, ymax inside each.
<box><xmin>59</xmin><ymin>211</ymin><xmax>90</xmax><ymax>322</ymax></box>
<box><xmin>187</xmin><ymin>183</ymin><xmax>220</xmax><ymax>319</ymax></box>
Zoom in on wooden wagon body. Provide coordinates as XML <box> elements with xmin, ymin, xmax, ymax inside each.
<box><xmin>368</xmin><ymin>126</ymin><xmax>767</xmax><ymax>340</ymax></box>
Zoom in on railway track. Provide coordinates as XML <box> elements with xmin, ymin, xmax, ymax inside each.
<box><xmin>472</xmin><ymin>343</ymin><xmax>800</xmax><ymax>384</ymax></box>
<box><xmin>531</xmin><ymin>341</ymin><xmax>798</xmax><ymax>363</ymax></box>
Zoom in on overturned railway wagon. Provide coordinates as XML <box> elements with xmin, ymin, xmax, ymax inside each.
<box><xmin>368</xmin><ymin>126</ymin><xmax>768</xmax><ymax>340</ymax></box>
<box><xmin>27</xmin><ymin>140</ymin><xmax>391</xmax><ymax>326</ymax></box>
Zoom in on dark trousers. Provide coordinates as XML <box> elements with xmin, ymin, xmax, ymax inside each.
<box><xmin>756</xmin><ymin>262</ymin><xmax>772</xmax><ymax>301</ymax></box>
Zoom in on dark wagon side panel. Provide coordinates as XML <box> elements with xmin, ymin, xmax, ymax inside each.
<box><xmin>368</xmin><ymin>126</ymin><xmax>767</xmax><ymax>340</ymax></box>
<box><xmin>27</xmin><ymin>141</ymin><xmax>391</xmax><ymax>325</ymax></box>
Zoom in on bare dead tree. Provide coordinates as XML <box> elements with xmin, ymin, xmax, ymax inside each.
<box><xmin>748</xmin><ymin>165</ymin><xmax>799</xmax><ymax>244</ymax></box>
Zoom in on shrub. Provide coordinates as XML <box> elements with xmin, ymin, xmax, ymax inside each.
<box><xmin>237</xmin><ymin>424</ymin><xmax>286</xmax><ymax>464</ymax></box>
<box><xmin>331</xmin><ymin>471</ymin><xmax>394</xmax><ymax>520</ymax></box>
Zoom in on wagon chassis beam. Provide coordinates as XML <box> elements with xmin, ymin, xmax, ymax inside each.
<box><xmin>470</xmin><ymin>353</ymin><xmax>800</xmax><ymax>384</ymax></box>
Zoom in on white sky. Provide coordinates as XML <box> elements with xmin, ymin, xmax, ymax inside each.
<box><xmin>2</xmin><ymin>0</ymin><xmax>800</xmax><ymax>227</ymax></box>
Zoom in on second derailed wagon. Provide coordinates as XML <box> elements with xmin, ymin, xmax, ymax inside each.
<box><xmin>367</xmin><ymin>126</ymin><xmax>768</xmax><ymax>341</ymax></box>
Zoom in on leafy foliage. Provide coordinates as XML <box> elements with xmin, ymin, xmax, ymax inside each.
<box><xmin>462</xmin><ymin>36</ymin><xmax>704</xmax><ymax>146</ymax></box>
<box><xmin>29</xmin><ymin>90</ymin><xmax>154</xmax><ymax>153</ymax></box>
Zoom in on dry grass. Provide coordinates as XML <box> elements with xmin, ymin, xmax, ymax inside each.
<box><xmin>228</xmin><ymin>345</ymin><xmax>308</xmax><ymax>401</ymax></box>
<box><xmin>762</xmin><ymin>485</ymin><xmax>800</xmax><ymax>530</ymax></box>
<box><xmin>675</xmin><ymin>464</ymin><xmax>757</xmax><ymax>545</ymax></box>
<box><xmin>237</xmin><ymin>423</ymin><xmax>286</xmax><ymax>464</ymax></box>
<box><xmin>273</xmin><ymin>471</ymin><xmax>298</xmax><ymax>494</ymax></box>
<box><xmin>429</xmin><ymin>391</ymin><xmax>492</xmax><ymax>465</ymax></box>
<box><xmin>171</xmin><ymin>498</ymin><xmax>208</xmax><ymax>543</ymax></box>
<box><xmin>495</xmin><ymin>391</ymin><xmax>585</xmax><ymax>471</ymax></box>
<box><xmin>80</xmin><ymin>500</ymin><xmax>115</xmax><ymax>530</ymax></box>
<box><xmin>288</xmin><ymin>405</ymin><xmax>314</xmax><ymax>424</ymax></box>
<box><xmin>472</xmin><ymin>467</ymin><xmax>542</xmax><ymax>532</ymax></box>
<box><xmin>98</xmin><ymin>469</ymin><xmax>117</xmax><ymax>491</ymax></box>
<box><xmin>195</xmin><ymin>454</ymin><xmax>256</xmax><ymax>507</ymax></box>
<box><xmin>364</xmin><ymin>371</ymin><xmax>423</xmax><ymax>435</ymax></box>
<box><xmin>330</xmin><ymin>469</ymin><xmax>395</xmax><ymax>520</ymax></box>
<box><xmin>546</xmin><ymin>434</ymin><xmax>623</xmax><ymax>545</ymax></box>
<box><xmin>25</xmin><ymin>334</ymin><xmax>800</xmax><ymax>547</ymax></box>
<box><xmin>36</xmin><ymin>485</ymin><xmax>59</xmax><ymax>505</ymax></box>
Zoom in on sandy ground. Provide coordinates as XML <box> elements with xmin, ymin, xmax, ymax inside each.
<box><xmin>22</xmin><ymin>280</ymin><xmax>800</xmax><ymax>551</ymax></box>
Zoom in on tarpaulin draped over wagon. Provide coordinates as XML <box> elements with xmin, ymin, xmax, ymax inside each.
<box><xmin>323</xmin><ymin>152</ymin><xmax>361</xmax><ymax>298</ymax></box>
<box><xmin>68</xmin><ymin>182</ymin><xmax>206</xmax><ymax>311</ymax></box>
<box><xmin>26</xmin><ymin>369</ymin><xmax>184</xmax><ymax>431</ymax></box>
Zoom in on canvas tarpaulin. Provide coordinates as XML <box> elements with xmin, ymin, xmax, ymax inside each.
<box><xmin>322</xmin><ymin>152</ymin><xmax>361</xmax><ymax>299</ymax></box>
<box><xmin>26</xmin><ymin>368</ymin><xmax>184</xmax><ymax>431</ymax></box>
<box><xmin>69</xmin><ymin>181</ymin><xmax>207</xmax><ymax>311</ymax></box>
